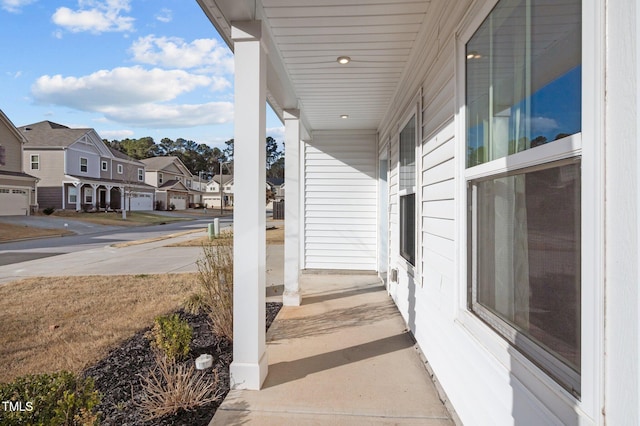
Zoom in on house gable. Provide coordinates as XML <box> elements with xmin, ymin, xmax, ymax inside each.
<box><xmin>0</xmin><ymin>110</ymin><xmax>26</xmax><ymax>174</ymax></box>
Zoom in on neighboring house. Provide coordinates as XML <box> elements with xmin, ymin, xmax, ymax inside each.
<box><xmin>266</xmin><ymin>178</ymin><xmax>284</xmax><ymax>201</ymax></box>
<box><xmin>203</xmin><ymin>174</ymin><xmax>233</xmax><ymax>208</ymax></box>
<box><xmin>141</xmin><ymin>156</ymin><xmax>197</xmax><ymax>210</ymax></box>
<box><xmin>0</xmin><ymin>110</ymin><xmax>38</xmax><ymax>216</ymax></box>
<box><xmin>19</xmin><ymin>120</ymin><xmax>154</xmax><ymax>211</ymax></box>
<box><xmin>198</xmin><ymin>1</ymin><xmax>640</xmax><ymax>425</ymax></box>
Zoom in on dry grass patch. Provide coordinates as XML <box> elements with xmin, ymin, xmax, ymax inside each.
<box><xmin>167</xmin><ymin>226</ymin><xmax>284</xmax><ymax>247</ymax></box>
<box><xmin>51</xmin><ymin>211</ymin><xmax>189</xmax><ymax>227</ymax></box>
<box><xmin>0</xmin><ymin>273</ymin><xmax>198</xmax><ymax>384</ymax></box>
<box><xmin>0</xmin><ymin>223</ymin><xmax>74</xmax><ymax>242</ymax></box>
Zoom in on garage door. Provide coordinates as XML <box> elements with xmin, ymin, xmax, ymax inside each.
<box><xmin>0</xmin><ymin>188</ymin><xmax>28</xmax><ymax>216</ymax></box>
<box><xmin>169</xmin><ymin>194</ymin><xmax>187</xmax><ymax>210</ymax></box>
<box><xmin>129</xmin><ymin>193</ymin><xmax>153</xmax><ymax>211</ymax></box>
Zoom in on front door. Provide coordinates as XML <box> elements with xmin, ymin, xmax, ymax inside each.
<box><xmin>99</xmin><ymin>189</ymin><xmax>107</xmax><ymax>209</ymax></box>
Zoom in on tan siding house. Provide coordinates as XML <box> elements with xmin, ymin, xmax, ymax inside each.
<box><xmin>0</xmin><ymin>110</ymin><xmax>38</xmax><ymax>216</ymax></box>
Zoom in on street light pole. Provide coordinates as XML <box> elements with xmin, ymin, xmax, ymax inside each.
<box><xmin>219</xmin><ymin>159</ymin><xmax>224</xmax><ymax>215</ymax></box>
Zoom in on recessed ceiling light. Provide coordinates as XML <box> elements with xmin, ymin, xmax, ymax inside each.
<box><xmin>337</xmin><ymin>56</ymin><xmax>351</xmax><ymax>64</ymax></box>
<box><xmin>340</xmin><ymin>114</ymin><xmax>349</xmax><ymax>119</ymax></box>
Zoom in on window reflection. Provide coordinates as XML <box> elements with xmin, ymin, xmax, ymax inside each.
<box><xmin>466</xmin><ymin>0</ymin><xmax>582</xmax><ymax>168</ymax></box>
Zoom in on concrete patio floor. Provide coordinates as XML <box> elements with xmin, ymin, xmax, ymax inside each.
<box><xmin>210</xmin><ymin>274</ymin><xmax>455</xmax><ymax>425</ymax></box>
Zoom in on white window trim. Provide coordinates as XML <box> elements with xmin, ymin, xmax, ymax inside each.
<box><xmin>454</xmin><ymin>0</ymin><xmax>604</xmax><ymax>422</ymax></box>
<box><xmin>158</xmin><ymin>172</ymin><xmax>163</xmax><ymax>185</ymax></box>
<box><xmin>101</xmin><ymin>160</ymin><xmax>108</xmax><ymax>171</ymax></box>
<box><xmin>117</xmin><ymin>164</ymin><xmax>123</xmax><ymax>174</ymax></box>
<box><xmin>30</xmin><ymin>154</ymin><xmax>39</xmax><ymax>170</ymax></box>
<box><xmin>68</xmin><ymin>186</ymin><xmax>77</xmax><ymax>204</ymax></box>
<box><xmin>397</xmin><ymin>95</ymin><xmax>421</xmax><ymax>274</ymax></box>
<box><xmin>80</xmin><ymin>157</ymin><xmax>88</xmax><ymax>173</ymax></box>
<box><xmin>137</xmin><ymin>168</ymin><xmax>144</xmax><ymax>182</ymax></box>
<box><xmin>83</xmin><ymin>187</ymin><xmax>92</xmax><ymax>204</ymax></box>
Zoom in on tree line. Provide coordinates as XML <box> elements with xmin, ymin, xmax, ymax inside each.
<box><xmin>105</xmin><ymin>136</ymin><xmax>284</xmax><ymax>179</ymax></box>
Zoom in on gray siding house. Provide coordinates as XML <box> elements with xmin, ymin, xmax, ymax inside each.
<box><xmin>20</xmin><ymin>121</ymin><xmax>154</xmax><ymax>211</ymax></box>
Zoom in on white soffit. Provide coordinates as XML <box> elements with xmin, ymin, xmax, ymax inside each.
<box><xmin>262</xmin><ymin>0</ymin><xmax>430</xmax><ymax>131</ymax></box>
<box><xmin>197</xmin><ymin>0</ymin><xmax>431</xmax><ymax>131</ymax></box>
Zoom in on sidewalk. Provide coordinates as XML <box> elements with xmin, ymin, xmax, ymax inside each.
<box><xmin>210</xmin><ymin>274</ymin><xmax>454</xmax><ymax>425</ymax></box>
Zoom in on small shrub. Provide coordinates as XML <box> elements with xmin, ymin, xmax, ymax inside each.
<box><xmin>195</xmin><ymin>233</ymin><xmax>234</xmax><ymax>341</ymax></box>
<box><xmin>150</xmin><ymin>314</ymin><xmax>192</xmax><ymax>361</ymax></box>
<box><xmin>0</xmin><ymin>371</ymin><xmax>100</xmax><ymax>426</ymax></box>
<box><xmin>184</xmin><ymin>293</ymin><xmax>205</xmax><ymax>315</ymax></box>
<box><xmin>137</xmin><ymin>354</ymin><xmax>222</xmax><ymax>420</ymax></box>
<box><xmin>43</xmin><ymin>206</ymin><xmax>55</xmax><ymax>215</ymax></box>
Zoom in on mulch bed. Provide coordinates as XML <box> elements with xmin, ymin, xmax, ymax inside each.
<box><xmin>83</xmin><ymin>303</ymin><xmax>282</xmax><ymax>426</ymax></box>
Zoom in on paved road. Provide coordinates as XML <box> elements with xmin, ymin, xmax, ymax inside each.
<box><xmin>0</xmin><ymin>213</ymin><xmax>234</xmax><ymax>284</ymax></box>
<box><xmin>0</xmin><ymin>212</ymin><xmax>285</xmax><ymax>288</ymax></box>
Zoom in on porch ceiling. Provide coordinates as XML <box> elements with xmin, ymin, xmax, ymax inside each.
<box><xmin>197</xmin><ymin>0</ymin><xmax>431</xmax><ymax>132</ymax></box>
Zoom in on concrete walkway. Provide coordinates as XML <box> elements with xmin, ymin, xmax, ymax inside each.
<box><xmin>211</xmin><ymin>274</ymin><xmax>454</xmax><ymax>426</ymax></box>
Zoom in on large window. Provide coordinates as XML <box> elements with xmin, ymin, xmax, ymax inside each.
<box><xmin>399</xmin><ymin>115</ymin><xmax>416</xmax><ymax>266</ymax></box>
<box><xmin>465</xmin><ymin>0</ymin><xmax>582</xmax><ymax>395</ymax></box>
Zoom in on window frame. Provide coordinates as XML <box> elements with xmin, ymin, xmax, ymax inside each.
<box><xmin>397</xmin><ymin>109</ymin><xmax>419</xmax><ymax>269</ymax></box>
<box><xmin>117</xmin><ymin>164</ymin><xmax>123</xmax><ymax>174</ymax></box>
<box><xmin>83</xmin><ymin>187</ymin><xmax>93</xmax><ymax>204</ymax></box>
<box><xmin>80</xmin><ymin>157</ymin><xmax>88</xmax><ymax>173</ymax></box>
<box><xmin>158</xmin><ymin>172</ymin><xmax>163</xmax><ymax>185</ymax></box>
<box><xmin>101</xmin><ymin>160</ymin><xmax>108</xmax><ymax>171</ymax></box>
<box><xmin>68</xmin><ymin>186</ymin><xmax>77</xmax><ymax>204</ymax></box>
<box><xmin>137</xmin><ymin>168</ymin><xmax>144</xmax><ymax>182</ymax></box>
<box><xmin>30</xmin><ymin>154</ymin><xmax>39</xmax><ymax>170</ymax></box>
<box><xmin>454</xmin><ymin>0</ymin><xmax>604</xmax><ymax>421</ymax></box>
<box><xmin>0</xmin><ymin>145</ymin><xmax>5</xmax><ymax>166</ymax></box>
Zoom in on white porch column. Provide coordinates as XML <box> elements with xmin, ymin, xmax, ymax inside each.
<box><xmin>229</xmin><ymin>20</ymin><xmax>268</xmax><ymax>390</ymax></box>
<box><xmin>91</xmin><ymin>184</ymin><xmax>99</xmax><ymax>208</ymax></box>
<box><xmin>105</xmin><ymin>185</ymin><xmax>112</xmax><ymax>209</ymax></box>
<box><xmin>75</xmin><ymin>183</ymin><xmax>81</xmax><ymax>211</ymax></box>
<box><xmin>283</xmin><ymin>109</ymin><xmax>302</xmax><ymax>306</ymax></box>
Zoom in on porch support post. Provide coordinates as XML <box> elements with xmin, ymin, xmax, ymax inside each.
<box><xmin>91</xmin><ymin>184</ymin><xmax>99</xmax><ymax>209</ymax></box>
<box><xmin>75</xmin><ymin>183</ymin><xmax>81</xmax><ymax>211</ymax></box>
<box><xmin>105</xmin><ymin>185</ymin><xmax>112</xmax><ymax>209</ymax></box>
<box><xmin>283</xmin><ymin>109</ymin><xmax>302</xmax><ymax>306</ymax></box>
<box><xmin>229</xmin><ymin>20</ymin><xmax>268</xmax><ymax>390</ymax></box>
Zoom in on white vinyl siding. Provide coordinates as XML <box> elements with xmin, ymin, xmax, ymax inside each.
<box><xmin>304</xmin><ymin>131</ymin><xmax>377</xmax><ymax>270</ymax></box>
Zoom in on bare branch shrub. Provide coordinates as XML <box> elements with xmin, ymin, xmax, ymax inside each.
<box><xmin>137</xmin><ymin>354</ymin><xmax>222</xmax><ymax>420</ymax></box>
<box><xmin>194</xmin><ymin>232</ymin><xmax>234</xmax><ymax>341</ymax></box>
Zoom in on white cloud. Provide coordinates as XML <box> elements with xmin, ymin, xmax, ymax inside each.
<box><xmin>6</xmin><ymin>71</ymin><xmax>22</xmax><ymax>79</ymax></box>
<box><xmin>267</xmin><ymin>126</ymin><xmax>285</xmax><ymax>141</ymax></box>
<box><xmin>31</xmin><ymin>66</ymin><xmax>213</xmax><ymax>110</ymax></box>
<box><xmin>1</xmin><ymin>0</ymin><xmax>36</xmax><ymax>13</ymax></box>
<box><xmin>52</xmin><ymin>0</ymin><xmax>134</xmax><ymax>33</ymax></box>
<box><xmin>528</xmin><ymin>116</ymin><xmax>559</xmax><ymax>134</ymax></box>
<box><xmin>155</xmin><ymin>8</ymin><xmax>172</xmax><ymax>23</ymax></box>
<box><xmin>101</xmin><ymin>102</ymin><xmax>234</xmax><ymax>128</ymax></box>
<box><xmin>31</xmin><ymin>66</ymin><xmax>233</xmax><ymax>129</ymax></box>
<box><xmin>100</xmin><ymin>129</ymin><xmax>135</xmax><ymax>140</ymax></box>
<box><xmin>130</xmin><ymin>35</ymin><xmax>233</xmax><ymax>73</ymax></box>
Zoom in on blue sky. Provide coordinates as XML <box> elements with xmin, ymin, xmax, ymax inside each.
<box><xmin>0</xmin><ymin>0</ymin><xmax>284</xmax><ymax>150</ymax></box>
